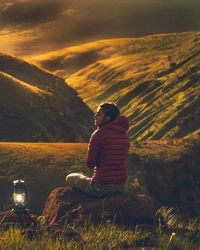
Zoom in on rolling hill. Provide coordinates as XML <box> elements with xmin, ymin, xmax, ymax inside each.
<box><xmin>0</xmin><ymin>140</ymin><xmax>199</xmax><ymax>215</ymax></box>
<box><xmin>33</xmin><ymin>32</ymin><xmax>200</xmax><ymax>141</ymax></box>
<box><xmin>0</xmin><ymin>53</ymin><xmax>94</xmax><ymax>142</ymax></box>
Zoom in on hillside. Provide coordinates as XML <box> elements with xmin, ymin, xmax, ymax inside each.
<box><xmin>0</xmin><ymin>140</ymin><xmax>199</xmax><ymax>215</ymax></box>
<box><xmin>33</xmin><ymin>32</ymin><xmax>200</xmax><ymax>141</ymax></box>
<box><xmin>0</xmin><ymin>53</ymin><xmax>94</xmax><ymax>142</ymax></box>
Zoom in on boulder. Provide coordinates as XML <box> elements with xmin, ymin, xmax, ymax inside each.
<box><xmin>42</xmin><ymin>187</ymin><xmax>156</xmax><ymax>227</ymax></box>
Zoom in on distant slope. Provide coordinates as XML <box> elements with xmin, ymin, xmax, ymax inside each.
<box><xmin>0</xmin><ymin>53</ymin><xmax>94</xmax><ymax>142</ymax></box>
<box><xmin>0</xmin><ymin>141</ymin><xmax>188</xmax><ymax>213</ymax></box>
<box><xmin>33</xmin><ymin>32</ymin><xmax>200</xmax><ymax>141</ymax></box>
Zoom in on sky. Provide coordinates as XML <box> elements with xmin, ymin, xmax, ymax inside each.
<box><xmin>0</xmin><ymin>0</ymin><xmax>199</xmax><ymax>57</ymax></box>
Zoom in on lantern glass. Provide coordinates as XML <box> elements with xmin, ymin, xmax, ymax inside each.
<box><xmin>13</xmin><ymin>192</ymin><xmax>26</xmax><ymax>206</ymax></box>
<box><xmin>12</xmin><ymin>180</ymin><xmax>28</xmax><ymax>211</ymax></box>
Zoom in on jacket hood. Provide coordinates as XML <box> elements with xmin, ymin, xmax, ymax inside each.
<box><xmin>100</xmin><ymin>115</ymin><xmax>129</xmax><ymax>132</ymax></box>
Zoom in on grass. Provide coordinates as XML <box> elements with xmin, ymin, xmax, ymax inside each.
<box><xmin>0</xmin><ymin>142</ymin><xmax>88</xmax><ymax>214</ymax></box>
<box><xmin>0</xmin><ymin>223</ymin><xmax>148</xmax><ymax>250</ymax></box>
<box><xmin>1</xmin><ymin>210</ymin><xmax>200</xmax><ymax>249</ymax></box>
<box><xmin>0</xmin><ymin>141</ymin><xmax>199</xmax><ymax>249</ymax></box>
<box><xmin>0</xmin><ymin>141</ymin><xmax>187</xmax><ymax>214</ymax></box>
<box><xmin>0</xmin><ymin>52</ymin><xmax>94</xmax><ymax>142</ymax></box>
<box><xmin>32</xmin><ymin>31</ymin><xmax>200</xmax><ymax>142</ymax></box>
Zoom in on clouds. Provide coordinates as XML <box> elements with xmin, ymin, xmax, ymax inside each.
<box><xmin>0</xmin><ymin>0</ymin><xmax>199</xmax><ymax>56</ymax></box>
<box><xmin>0</xmin><ymin>0</ymin><xmax>69</xmax><ymax>29</ymax></box>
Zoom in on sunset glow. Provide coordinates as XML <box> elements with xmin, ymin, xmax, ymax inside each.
<box><xmin>0</xmin><ymin>0</ymin><xmax>199</xmax><ymax>57</ymax></box>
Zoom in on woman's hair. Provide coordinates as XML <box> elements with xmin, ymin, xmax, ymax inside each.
<box><xmin>99</xmin><ymin>102</ymin><xmax>120</xmax><ymax>123</ymax></box>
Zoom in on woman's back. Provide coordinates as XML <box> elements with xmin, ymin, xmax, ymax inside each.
<box><xmin>88</xmin><ymin>115</ymin><xmax>130</xmax><ymax>184</ymax></box>
<box><xmin>67</xmin><ymin>102</ymin><xmax>130</xmax><ymax>197</ymax></box>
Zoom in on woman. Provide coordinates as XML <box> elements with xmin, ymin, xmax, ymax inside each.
<box><xmin>66</xmin><ymin>102</ymin><xmax>130</xmax><ymax>197</ymax></box>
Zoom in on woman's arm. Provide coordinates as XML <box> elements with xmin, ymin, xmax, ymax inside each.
<box><xmin>87</xmin><ymin>130</ymin><xmax>101</xmax><ymax>169</ymax></box>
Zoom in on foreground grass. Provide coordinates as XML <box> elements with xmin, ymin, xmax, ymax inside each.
<box><xmin>0</xmin><ymin>217</ymin><xmax>199</xmax><ymax>250</ymax></box>
<box><xmin>1</xmin><ymin>208</ymin><xmax>200</xmax><ymax>250</ymax></box>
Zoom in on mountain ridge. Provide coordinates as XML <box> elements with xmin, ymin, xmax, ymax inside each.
<box><xmin>0</xmin><ymin>53</ymin><xmax>94</xmax><ymax>142</ymax></box>
<box><xmin>32</xmin><ymin>31</ymin><xmax>200</xmax><ymax>141</ymax></box>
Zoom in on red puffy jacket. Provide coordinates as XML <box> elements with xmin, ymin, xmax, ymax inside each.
<box><xmin>87</xmin><ymin>115</ymin><xmax>130</xmax><ymax>184</ymax></box>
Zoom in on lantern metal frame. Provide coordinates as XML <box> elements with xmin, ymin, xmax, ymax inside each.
<box><xmin>12</xmin><ymin>179</ymin><xmax>28</xmax><ymax>213</ymax></box>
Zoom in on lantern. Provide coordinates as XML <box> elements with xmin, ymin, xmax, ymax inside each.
<box><xmin>12</xmin><ymin>180</ymin><xmax>28</xmax><ymax>212</ymax></box>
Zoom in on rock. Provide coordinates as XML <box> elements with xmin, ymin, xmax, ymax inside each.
<box><xmin>42</xmin><ymin>187</ymin><xmax>156</xmax><ymax>227</ymax></box>
<box><xmin>0</xmin><ymin>209</ymin><xmax>37</xmax><ymax>229</ymax></box>
<box><xmin>135</xmin><ymin>141</ymin><xmax>200</xmax><ymax>216</ymax></box>
<box><xmin>179</xmin><ymin>188</ymin><xmax>200</xmax><ymax>215</ymax></box>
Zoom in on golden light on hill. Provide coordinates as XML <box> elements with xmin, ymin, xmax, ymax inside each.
<box><xmin>32</xmin><ymin>32</ymin><xmax>200</xmax><ymax>141</ymax></box>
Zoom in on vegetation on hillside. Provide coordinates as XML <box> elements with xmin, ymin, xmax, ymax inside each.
<box><xmin>0</xmin><ymin>53</ymin><xmax>94</xmax><ymax>142</ymax></box>
<box><xmin>33</xmin><ymin>32</ymin><xmax>200</xmax><ymax>141</ymax></box>
<box><xmin>0</xmin><ymin>141</ymin><xmax>188</xmax><ymax>214</ymax></box>
<box><xmin>0</xmin><ymin>32</ymin><xmax>199</xmax><ymax>248</ymax></box>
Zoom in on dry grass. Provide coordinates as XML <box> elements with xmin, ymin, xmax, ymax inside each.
<box><xmin>0</xmin><ymin>141</ymin><xmax>187</xmax><ymax>214</ymax></box>
<box><xmin>0</xmin><ymin>212</ymin><xmax>199</xmax><ymax>249</ymax></box>
<box><xmin>32</xmin><ymin>31</ymin><xmax>200</xmax><ymax>142</ymax></box>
